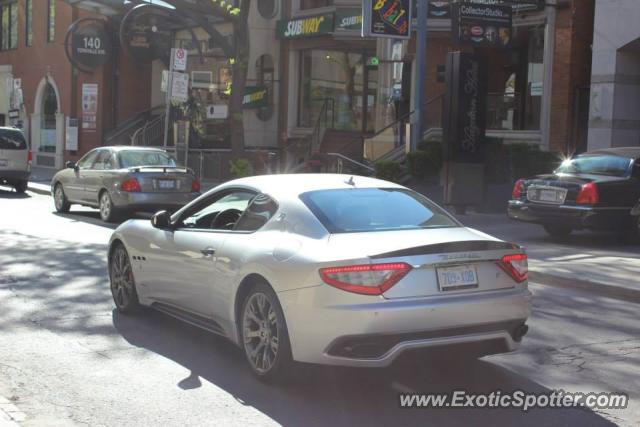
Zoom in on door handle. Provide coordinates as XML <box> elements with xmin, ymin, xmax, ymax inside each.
<box><xmin>201</xmin><ymin>248</ymin><xmax>216</xmax><ymax>257</ymax></box>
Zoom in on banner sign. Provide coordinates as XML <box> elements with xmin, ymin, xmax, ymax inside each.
<box><xmin>363</xmin><ymin>0</ymin><xmax>412</xmax><ymax>39</ymax></box>
<box><xmin>276</xmin><ymin>13</ymin><xmax>334</xmax><ymax>39</ymax></box>
<box><xmin>242</xmin><ymin>86</ymin><xmax>269</xmax><ymax>109</ymax></box>
<box><xmin>451</xmin><ymin>2</ymin><xmax>512</xmax><ymax>47</ymax></box>
<box><xmin>81</xmin><ymin>84</ymin><xmax>98</xmax><ymax>131</ymax></box>
<box><xmin>443</xmin><ymin>52</ymin><xmax>487</xmax><ymax>163</ymax></box>
<box><xmin>335</xmin><ymin>8</ymin><xmax>363</xmax><ymax>31</ymax></box>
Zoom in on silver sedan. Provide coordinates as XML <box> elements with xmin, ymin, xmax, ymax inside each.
<box><xmin>52</xmin><ymin>146</ymin><xmax>200</xmax><ymax>222</ymax></box>
<box><xmin>108</xmin><ymin>174</ymin><xmax>532</xmax><ymax>381</ymax></box>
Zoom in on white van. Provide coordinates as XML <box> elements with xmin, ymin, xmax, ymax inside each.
<box><xmin>0</xmin><ymin>127</ymin><xmax>30</xmax><ymax>193</ymax></box>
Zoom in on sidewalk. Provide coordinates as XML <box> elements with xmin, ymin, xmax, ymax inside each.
<box><xmin>458</xmin><ymin>212</ymin><xmax>640</xmax><ymax>302</ymax></box>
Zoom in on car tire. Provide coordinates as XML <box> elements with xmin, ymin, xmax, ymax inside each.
<box><xmin>53</xmin><ymin>183</ymin><xmax>71</xmax><ymax>213</ymax></box>
<box><xmin>109</xmin><ymin>243</ymin><xmax>141</xmax><ymax>314</ymax></box>
<box><xmin>543</xmin><ymin>224</ymin><xmax>572</xmax><ymax>237</ymax></box>
<box><xmin>240</xmin><ymin>282</ymin><xmax>293</xmax><ymax>382</ymax></box>
<box><xmin>14</xmin><ymin>180</ymin><xmax>27</xmax><ymax>194</ymax></box>
<box><xmin>99</xmin><ymin>191</ymin><xmax>122</xmax><ymax>223</ymax></box>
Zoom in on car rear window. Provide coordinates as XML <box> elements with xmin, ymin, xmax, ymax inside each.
<box><xmin>300</xmin><ymin>188</ymin><xmax>459</xmax><ymax>233</ymax></box>
<box><xmin>118</xmin><ymin>150</ymin><xmax>177</xmax><ymax>168</ymax></box>
<box><xmin>0</xmin><ymin>129</ymin><xmax>27</xmax><ymax>150</ymax></box>
<box><xmin>556</xmin><ymin>155</ymin><xmax>631</xmax><ymax>177</ymax></box>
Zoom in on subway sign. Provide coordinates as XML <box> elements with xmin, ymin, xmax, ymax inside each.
<box><xmin>242</xmin><ymin>86</ymin><xmax>269</xmax><ymax>109</ymax></box>
<box><xmin>276</xmin><ymin>13</ymin><xmax>334</xmax><ymax>39</ymax></box>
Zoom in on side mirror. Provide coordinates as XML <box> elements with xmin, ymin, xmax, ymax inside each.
<box><xmin>151</xmin><ymin>210</ymin><xmax>172</xmax><ymax>229</ymax></box>
<box><xmin>66</xmin><ymin>161</ymin><xmax>76</xmax><ymax>169</ymax></box>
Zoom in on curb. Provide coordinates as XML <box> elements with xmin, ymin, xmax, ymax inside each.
<box><xmin>27</xmin><ymin>182</ymin><xmax>50</xmax><ymax>196</ymax></box>
<box><xmin>529</xmin><ymin>271</ymin><xmax>640</xmax><ymax>304</ymax></box>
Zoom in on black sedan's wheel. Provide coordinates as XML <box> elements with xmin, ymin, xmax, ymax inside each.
<box><xmin>543</xmin><ymin>224</ymin><xmax>572</xmax><ymax>237</ymax></box>
<box><xmin>241</xmin><ymin>283</ymin><xmax>292</xmax><ymax>382</ymax></box>
<box><xmin>53</xmin><ymin>183</ymin><xmax>71</xmax><ymax>213</ymax></box>
<box><xmin>99</xmin><ymin>191</ymin><xmax>122</xmax><ymax>223</ymax></box>
<box><xmin>14</xmin><ymin>180</ymin><xmax>27</xmax><ymax>194</ymax></box>
<box><xmin>109</xmin><ymin>244</ymin><xmax>141</xmax><ymax>314</ymax></box>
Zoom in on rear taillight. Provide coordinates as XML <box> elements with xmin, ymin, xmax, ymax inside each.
<box><xmin>512</xmin><ymin>179</ymin><xmax>525</xmax><ymax>199</ymax></box>
<box><xmin>121</xmin><ymin>177</ymin><xmax>141</xmax><ymax>192</ymax></box>
<box><xmin>27</xmin><ymin>149</ymin><xmax>32</xmax><ymax>164</ymax></box>
<box><xmin>319</xmin><ymin>262</ymin><xmax>412</xmax><ymax>295</ymax></box>
<box><xmin>576</xmin><ymin>182</ymin><xmax>599</xmax><ymax>205</ymax></box>
<box><xmin>191</xmin><ymin>178</ymin><xmax>201</xmax><ymax>192</ymax></box>
<box><xmin>497</xmin><ymin>253</ymin><xmax>528</xmax><ymax>283</ymax></box>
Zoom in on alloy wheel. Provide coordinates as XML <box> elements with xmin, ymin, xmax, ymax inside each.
<box><xmin>54</xmin><ymin>186</ymin><xmax>65</xmax><ymax>210</ymax></box>
<box><xmin>100</xmin><ymin>193</ymin><xmax>112</xmax><ymax>221</ymax></box>
<box><xmin>243</xmin><ymin>292</ymin><xmax>280</xmax><ymax>374</ymax></box>
<box><xmin>110</xmin><ymin>246</ymin><xmax>135</xmax><ymax>310</ymax></box>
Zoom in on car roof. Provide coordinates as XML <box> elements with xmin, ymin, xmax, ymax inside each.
<box><xmin>583</xmin><ymin>147</ymin><xmax>640</xmax><ymax>160</ymax></box>
<box><xmin>219</xmin><ymin>174</ymin><xmax>405</xmax><ymax>199</ymax></box>
<box><xmin>100</xmin><ymin>146</ymin><xmax>168</xmax><ymax>152</ymax></box>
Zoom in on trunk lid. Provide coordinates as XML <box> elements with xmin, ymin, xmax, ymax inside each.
<box><xmin>523</xmin><ymin>173</ymin><xmax>622</xmax><ymax>204</ymax></box>
<box><xmin>128</xmin><ymin>166</ymin><xmax>195</xmax><ymax>193</ymax></box>
<box><xmin>325</xmin><ymin>227</ymin><xmax>524</xmax><ymax>299</ymax></box>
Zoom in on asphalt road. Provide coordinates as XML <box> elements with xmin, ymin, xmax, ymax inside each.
<box><xmin>0</xmin><ymin>187</ymin><xmax>638</xmax><ymax>426</ymax></box>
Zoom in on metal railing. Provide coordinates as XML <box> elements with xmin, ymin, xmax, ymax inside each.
<box><xmin>131</xmin><ymin>114</ymin><xmax>166</xmax><ymax>147</ymax></box>
<box><xmin>104</xmin><ymin>105</ymin><xmax>165</xmax><ymax>146</ymax></box>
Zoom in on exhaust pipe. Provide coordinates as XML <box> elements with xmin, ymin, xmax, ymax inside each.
<box><xmin>513</xmin><ymin>324</ymin><xmax>529</xmax><ymax>342</ymax></box>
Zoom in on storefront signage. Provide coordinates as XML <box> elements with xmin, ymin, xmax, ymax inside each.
<box><xmin>242</xmin><ymin>86</ymin><xmax>269</xmax><ymax>109</ymax></box>
<box><xmin>120</xmin><ymin>6</ymin><xmax>172</xmax><ymax>64</ymax></box>
<box><xmin>65</xmin><ymin>19</ymin><xmax>113</xmax><ymax>71</ymax></box>
<box><xmin>81</xmin><ymin>84</ymin><xmax>98</xmax><ymax>131</ymax></box>
<box><xmin>335</xmin><ymin>8</ymin><xmax>363</xmax><ymax>31</ymax></box>
<box><xmin>443</xmin><ymin>52</ymin><xmax>487</xmax><ymax>163</ymax></box>
<box><xmin>276</xmin><ymin>13</ymin><xmax>334</xmax><ymax>39</ymax></box>
<box><xmin>451</xmin><ymin>2</ymin><xmax>512</xmax><ymax>47</ymax></box>
<box><xmin>363</xmin><ymin>0</ymin><xmax>413</xmax><ymax>39</ymax></box>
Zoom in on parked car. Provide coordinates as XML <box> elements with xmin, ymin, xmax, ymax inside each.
<box><xmin>0</xmin><ymin>127</ymin><xmax>30</xmax><ymax>193</ymax></box>
<box><xmin>52</xmin><ymin>146</ymin><xmax>200</xmax><ymax>222</ymax></box>
<box><xmin>508</xmin><ymin>147</ymin><xmax>640</xmax><ymax>237</ymax></box>
<box><xmin>108</xmin><ymin>174</ymin><xmax>531</xmax><ymax>381</ymax></box>
<box><xmin>632</xmin><ymin>198</ymin><xmax>640</xmax><ymax>239</ymax></box>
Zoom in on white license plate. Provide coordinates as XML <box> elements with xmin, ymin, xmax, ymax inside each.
<box><xmin>540</xmin><ymin>189</ymin><xmax>561</xmax><ymax>202</ymax></box>
<box><xmin>527</xmin><ymin>187</ymin><xmax>567</xmax><ymax>204</ymax></box>
<box><xmin>157</xmin><ymin>179</ymin><xmax>176</xmax><ymax>189</ymax></box>
<box><xmin>0</xmin><ymin>159</ymin><xmax>7</xmax><ymax>167</ymax></box>
<box><xmin>437</xmin><ymin>265</ymin><xmax>478</xmax><ymax>291</ymax></box>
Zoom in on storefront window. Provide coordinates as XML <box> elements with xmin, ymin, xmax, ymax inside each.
<box><xmin>299</xmin><ymin>49</ymin><xmax>377</xmax><ymax>133</ymax></box>
<box><xmin>256</xmin><ymin>54</ymin><xmax>274</xmax><ymax>121</ymax></box>
<box><xmin>258</xmin><ymin>0</ymin><xmax>278</xmax><ymax>18</ymax></box>
<box><xmin>300</xmin><ymin>0</ymin><xmax>332</xmax><ymax>11</ymax></box>
<box><xmin>40</xmin><ymin>83</ymin><xmax>57</xmax><ymax>153</ymax></box>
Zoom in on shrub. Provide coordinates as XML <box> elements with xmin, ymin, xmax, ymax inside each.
<box><xmin>375</xmin><ymin>160</ymin><xmax>405</xmax><ymax>182</ymax></box>
<box><xmin>407</xmin><ymin>140</ymin><xmax>443</xmax><ymax>180</ymax></box>
<box><xmin>229</xmin><ymin>158</ymin><xmax>253</xmax><ymax>178</ymax></box>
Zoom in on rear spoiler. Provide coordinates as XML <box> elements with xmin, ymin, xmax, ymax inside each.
<box><xmin>129</xmin><ymin>166</ymin><xmax>191</xmax><ymax>174</ymax></box>
<box><xmin>370</xmin><ymin>240</ymin><xmax>521</xmax><ymax>259</ymax></box>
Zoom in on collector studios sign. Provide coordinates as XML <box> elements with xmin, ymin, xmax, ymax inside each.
<box><xmin>65</xmin><ymin>19</ymin><xmax>113</xmax><ymax>70</ymax></box>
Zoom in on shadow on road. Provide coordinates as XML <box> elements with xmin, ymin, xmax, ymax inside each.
<box><xmin>112</xmin><ymin>309</ymin><xmax>616</xmax><ymax>427</ymax></box>
<box><xmin>0</xmin><ymin>187</ymin><xmax>31</xmax><ymax>199</ymax></box>
<box><xmin>53</xmin><ymin>210</ymin><xmax>120</xmax><ymax>230</ymax></box>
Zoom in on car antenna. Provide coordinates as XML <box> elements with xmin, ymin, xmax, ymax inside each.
<box><xmin>345</xmin><ymin>176</ymin><xmax>355</xmax><ymax>186</ymax></box>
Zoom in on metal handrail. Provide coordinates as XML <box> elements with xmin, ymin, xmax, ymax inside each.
<box><xmin>325</xmin><ymin>152</ymin><xmax>375</xmax><ymax>172</ymax></box>
<box><xmin>104</xmin><ymin>105</ymin><xmax>165</xmax><ymax>143</ymax></box>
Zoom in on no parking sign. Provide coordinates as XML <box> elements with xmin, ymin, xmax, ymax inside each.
<box><xmin>172</xmin><ymin>48</ymin><xmax>188</xmax><ymax>71</ymax></box>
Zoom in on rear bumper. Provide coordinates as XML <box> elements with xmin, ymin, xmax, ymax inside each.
<box><xmin>508</xmin><ymin>200</ymin><xmax>630</xmax><ymax>230</ymax></box>
<box><xmin>0</xmin><ymin>170</ymin><xmax>30</xmax><ymax>182</ymax></box>
<box><xmin>110</xmin><ymin>191</ymin><xmax>199</xmax><ymax>212</ymax></box>
<box><xmin>279</xmin><ymin>285</ymin><xmax>532</xmax><ymax>367</ymax></box>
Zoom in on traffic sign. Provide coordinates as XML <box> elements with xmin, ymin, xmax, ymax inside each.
<box><xmin>170</xmin><ymin>72</ymin><xmax>189</xmax><ymax>103</ymax></box>
<box><xmin>172</xmin><ymin>48</ymin><xmax>188</xmax><ymax>71</ymax></box>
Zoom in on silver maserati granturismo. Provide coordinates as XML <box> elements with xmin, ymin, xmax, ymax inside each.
<box><xmin>108</xmin><ymin>174</ymin><xmax>531</xmax><ymax>381</ymax></box>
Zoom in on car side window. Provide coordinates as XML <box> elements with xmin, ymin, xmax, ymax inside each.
<box><xmin>76</xmin><ymin>150</ymin><xmax>99</xmax><ymax>169</ymax></box>
<box><xmin>234</xmin><ymin>194</ymin><xmax>278</xmax><ymax>231</ymax></box>
<box><xmin>93</xmin><ymin>150</ymin><xmax>113</xmax><ymax>170</ymax></box>
<box><xmin>179</xmin><ymin>191</ymin><xmax>256</xmax><ymax>230</ymax></box>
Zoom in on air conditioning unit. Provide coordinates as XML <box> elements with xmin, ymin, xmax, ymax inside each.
<box><xmin>191</xmin><ymin>71</ymin><xmax>214</xmax><ymax>89</ymax></box>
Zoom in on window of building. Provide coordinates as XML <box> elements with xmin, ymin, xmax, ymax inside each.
<box><xmin>47</xmin><ymin>0</ymin><xmax>56</xmax><ymax>43</ymax></box>
<box><xmin>258</xmin><ymin>0</ymin><xmax>278</xmax><ymax>19</ymax></box>
<box><xmin>26</xmin><ymin>0</ymin><xmax>32</xmax><ymax>46</ymax></box>
<box><xmin>0</xmin><ymin>1</ymin><xmax>19</xmax><ymax>51</ymax></box>
<box><xmin>255</xmin><ymin>54</ymin><xmax>274</xmax><ymax>121</ymax></box>
<box><xmin>300</xmin><ymin>0</ymin><xmax>332</xmax><ymax>11</ymax></box>
<box><xmin>299</xmin><ymin>49</ymin><xmax>378</xmax><ymax>133</ymax></box>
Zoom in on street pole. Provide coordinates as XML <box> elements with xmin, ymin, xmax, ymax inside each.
<box><xmin>411</xmin><ymin>0</ymin><xmax>429</xmax><ymax>152</ymax></box>
<box><xmin>163</xmin><ymin>53</ymin><xmax>175</xmax><ymax>149</ymax></box>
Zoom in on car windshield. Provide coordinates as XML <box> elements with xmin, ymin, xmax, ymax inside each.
<box><xmin>118</xmin><ymin>150</ymin><xmax>177</xmax><ymax>168</ymax></box>
<box><xmin>555</xmin><ymin>155</ymin><xmax>631</xmax><ymax>177</ymax></box>
<box><xmin>0</xmin><ymin>129</ymin><xmax>27</xmax><ymax>150</ymax></box>
<box><xmin>300</xmin><ymin>188</ymin><xmax>459</xmax><ymax>233</ymax></box>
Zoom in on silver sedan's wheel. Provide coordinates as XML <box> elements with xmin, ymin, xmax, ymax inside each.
<box><xmin>100</xmin><ymin>191</ymin><xmax>121</xmax><ymax>223</ymax></box>
<box><xmin>109</xmin><ymin>245</ymin><xmax>140</xmax><ymax>313</ymax></box>
<box><xmin>241</xmin><ymin>283</ymin><xmax>292</xmax><ymax>381</ymax></box>
<box><xmin>53</xmin><ymin>184</ymin><xmax>70</xmax><ymax>213</ymax></box>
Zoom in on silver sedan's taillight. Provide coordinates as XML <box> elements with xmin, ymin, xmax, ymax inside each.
<box><xmin>319</xmin><ymin>263</ymin><xmax>412</xmax><ymax>295</ymax></box>
<box><xmin>497</xmin><ymin>253</ymin><xmax>528</xmax><ymax>283</ymax></box>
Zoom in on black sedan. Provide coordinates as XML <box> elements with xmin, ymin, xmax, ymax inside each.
<box><xmin>508</xmin><ymin>147</ymin><xmax>640</xmax><ymax>238</ymax></box>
